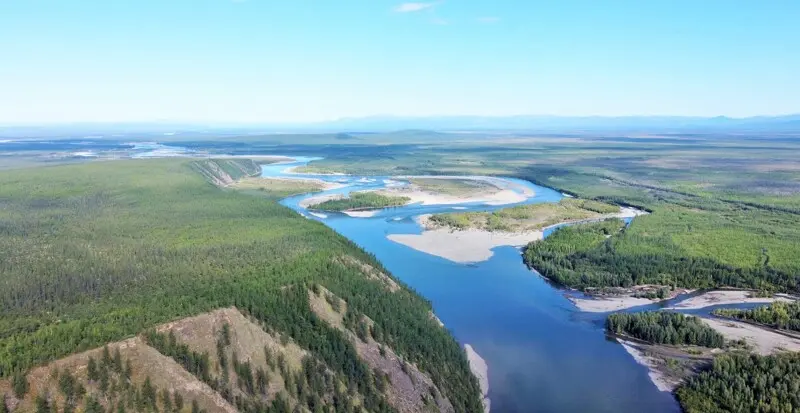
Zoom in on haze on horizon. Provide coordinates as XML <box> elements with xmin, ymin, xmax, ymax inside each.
<box><xmin>1</xmin><ymin>0</ymin><xmax>798</xmax><ymax>124</ymax></box>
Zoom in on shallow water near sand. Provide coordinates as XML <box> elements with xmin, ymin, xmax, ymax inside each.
<box><xmin>263</xmin><ymin>158</ymin><xmax>682</xmax><ymax>413</ymax></box>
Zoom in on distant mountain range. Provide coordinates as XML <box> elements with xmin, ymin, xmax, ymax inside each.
<box><xmin>308</xmin><ymin>114</ymin><xmax>800</xmax><ymax>133</ymax></box>
<box><xmin>2</xmin><ymin>115</ymin><xmax>799</xmax><ymax>137</ymax></box>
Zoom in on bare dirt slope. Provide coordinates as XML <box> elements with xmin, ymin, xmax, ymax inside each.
<box><xmin>308</xmin><ymin>286</ymin><xmax>455</xmax><ymax>413</ymax></box>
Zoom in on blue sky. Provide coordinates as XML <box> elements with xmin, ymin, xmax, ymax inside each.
<box><xmin>1</xmin><ymin>0</ymin><xmax>799</xmax><ymax>123</ymax></box>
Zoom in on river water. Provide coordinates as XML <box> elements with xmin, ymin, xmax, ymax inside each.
<box><xmin>262</xmin><ymin>157</ymin><xmax>681</xmax><ymax>413</ymax></box>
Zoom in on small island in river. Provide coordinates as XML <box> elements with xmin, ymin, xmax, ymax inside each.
<box><xmin>388</xmin><ymin>198</ymin><xmax>645</xmax><ymax>263</ymax></box>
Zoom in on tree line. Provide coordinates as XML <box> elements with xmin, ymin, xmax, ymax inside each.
<box><xmin>606</xmin><ymin>312</ymin><xmax>725</xmax><ymax>348</ymax></box>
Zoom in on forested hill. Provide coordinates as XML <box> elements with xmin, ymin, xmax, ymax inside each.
<box><xmin>0</xmin><ymin>159</ymin><xmax>482</xmax><ymax>413</ymax></box>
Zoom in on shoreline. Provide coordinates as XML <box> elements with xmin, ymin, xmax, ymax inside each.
<box><xmin>464</xmin><ymin>344</ymin><xmax>491</xmax><ymax>413</ymax></box>
<box><xmin>569</xmin><ymin>288</ymin><xmax>794</xmax><ymax>313</ymax></box>
<box><xmin>618</xmin><ymin>340</ymin><xmax>682</xmax><ymax>392</ymax></box>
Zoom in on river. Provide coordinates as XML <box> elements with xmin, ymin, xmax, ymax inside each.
<box><xmin>263</xmin><ymin>157</ymin><xmax>681</xmax><ymax>413</ymax></box>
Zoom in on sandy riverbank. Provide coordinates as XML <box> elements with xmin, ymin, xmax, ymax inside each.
<box><xmin>619</xmin><ymin>340</ymin><xmax>681</xmax><ymax>392</ymax></box>
<box><xmin>667</xmin><ymin>290</ymin><xmax>795</xmax><ymax>310</ymax></box>
<box><xmin>570</xmin><ymin>288</ymin><xmax>795</xmax><ymax>313</ymax></box>
<box><xmin>464</xmin><ymin>344</ymin><xmax>490</xmax><ymax>413</ymax></box>
<box><xmin>298</xmin><ymin>193</ymin><xmax>344</xmax><ymax>209</ymax></box>
<box><xmin>342</xmin><ymin>210</ymin><xmax>380</xmax><ymax>218</ymax></box>
<box><xmin>389</xmin><ymin>215</ymin><xmax>543</xmax><ymax>263</ymax></box>
<box><xmin>568</xmin><ymin>295</ymin><xmax>658</xmax><ymax>313</ymax></box>
<box><xmin>701</xmin><ymin>317</ymin><xmax>800</xmax><ymax>355</ymax></box>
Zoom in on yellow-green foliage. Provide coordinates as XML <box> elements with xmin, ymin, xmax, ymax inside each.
<box><xmin>232</xmin><ymin>177</ymin><xmax>325</xmax><ymax>198</ymax></box>
<box><xmin>429</xmin><ymin>198</ymin><xmax>619</xmax><ymax>232</ymax></box>
<box><xmin>409</xmin><ymin>178</ymin><xmax>496</xmax><ymax>197</ymax></box>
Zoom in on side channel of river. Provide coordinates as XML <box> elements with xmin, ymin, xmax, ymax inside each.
<box><xmin>261</xmin><ymin>158</ymin><xmax>681</xmax><ymax>413</ymax></box>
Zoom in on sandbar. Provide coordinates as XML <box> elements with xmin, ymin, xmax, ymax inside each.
<box><xmin>619</xmin><ymin>340</ymin><xmax>681</xmax><ymax>392</ymax></box>
<box><xmin>568</xmin><ymin>295</ymin><xmax>657</xmax><ymax>313</ymax></box>
<box><xmin>388</xmin><ymin>207</ymin><xmax>645</xmax><ymax>264</ymax></box>
<box><xmin>380</xmin><ymin>175</ymin><xmax>534</xmax><ymax>207</ymax></box>
<box><xmin>282</xmin><ymin>165</ymin><xmax>346</xmax><ymax>175</ymax></box>
<box><xmin>299</xmin><ymin>194</ymin><xmax>344</xmax><ymax>209</ymax></box>
<box><xmin>465</xmin><ymin>344</ymin><xmax>491</xmax><ymax>413</ymax></box>
<box><xmin>667</xmin><ymin>290</ymin><xmax>795</xmax><ymax>310</ymax></box>
<box><xmin>701</xmin><ymin>317</ymin><xmax>800</xmax><ymax>355</ymax></box>
<box><xmin>342</xmin><ymin>210</ymin><xmax>380</xmax><ymax>218</ymax></box>
<box><xmin>388</xmin><ymin>216</ymin><xmax>543</xmax><ymax>263</ymax></box>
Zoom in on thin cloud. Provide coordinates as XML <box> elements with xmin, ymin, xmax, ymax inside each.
<box><xmin>393</xmin><ymin>2</ymin><xmax>435</xmax><ymax>13</ymax></box>
<box><xmin>477</xmin><ymin>17</ymin><xmax>501</xmax><ymax>23</ymax></box>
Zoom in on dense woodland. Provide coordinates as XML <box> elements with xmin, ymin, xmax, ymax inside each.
<box><xmin>310</xmin><ymin>192</ymin><xmax>410</xmax><ymax>212</ymax></box>
<box><xmin>606</xmin><ymin>312</ymin><xmax>725</xmax><ymax>348</ymax></box>
<box><xmin>714</xmin><ymin>302</ymin><xmax>800</xmax><ymax>333</ymax></box>
<box><xmin>0</xmin><ymin>159</ymin><xmax>482</xmax><ymax>412</ymax></box>
<box><xmin>523</xmin><ymin>220</ymin><xmax>800</xmax><ymax>293</ymax></box>
<box><xmin>676</xmin><ymin>353</ymin><xmax>800</xmax><ymax>413</ymax></box>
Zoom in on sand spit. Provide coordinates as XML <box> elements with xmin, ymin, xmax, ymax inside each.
<box><xmin>667</xmin><ymin>290</ymin><xmax>795</xmax><ymax>310</ymax></box>
<box><xmin>619</xmin><ymin>340</ymin><xmax>681</xmax><ymax>392</ymax></box>
<box><xmin>568</xmin><ymin>295</ymin><xmax>657</xmax><ymax>313</ymax></box>
<box><xmin>701</xmin><ymin>317</ymin><xmax>800</xmax><ymax>355</ymax></box>
<box><xmin>389</xmin><ymin>216</ymin><xmax>543</xmax><ymax>263</ymax></box>
<box><xmin>299</xmin><ymin>193</ymin><xmax>344</xmax><ymax>209</ymax></box>
<box><xmin>342</xmin><ymin>210</ymin><xmax>380</xmax><ymax>218</ymax></box>
<box><xmin>465</xmin><ymin>344</ymin><xmax>491</xmax><ymax>413</ymax></box>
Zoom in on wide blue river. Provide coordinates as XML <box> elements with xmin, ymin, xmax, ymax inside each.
<box><xmin>262</xmin><ymin>157</ymin><xmax>681</xmax><ymax>413</ymax></box>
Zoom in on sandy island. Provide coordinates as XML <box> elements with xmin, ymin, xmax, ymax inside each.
<box><xmin>381</xmin><ymin>175</ymin><xmax>534</xmax><ymax>207</ymax></box>
<box><xmin>388</xmin><ymin>215</ymin><xmax>543</xmax><ymax>263</ymax></box>
<box><xmin>301</xmin><ymin>175</ymin><xmax>534</xmax><ymax>219</ymax></box>
<box><xmin>465</xmin><ymin>344</ymin><xmax>491</xmax><ymax>413</ymax></box>
<box><xmin>388</xmin><ymin>205</ymin><xmax>647</xmax><ymax>264</ymax></box>
<box><xmin>666</xmin><ymin>289</ymin><xmax>796</xmax><ymax>310</ymax></box>
<box><xmin>568</xmin><ymin>295</ymin><xmax>658</xmax><ymax>313</ymax></box>
<box><xmin>570</xmin><ymin>289</ymin><xmax>795</xmax><ymax>313</ymax></box>
<box><xmin>282</xmin><ymin>165</ymin><xmax>346</xmax><ymax>176</ymax></box>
